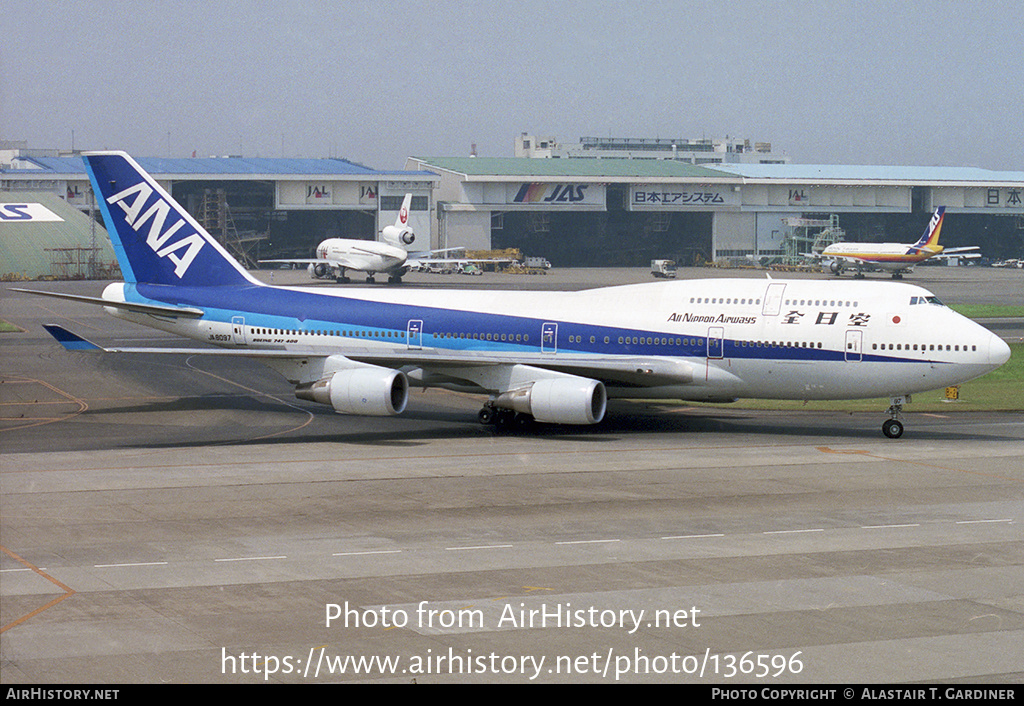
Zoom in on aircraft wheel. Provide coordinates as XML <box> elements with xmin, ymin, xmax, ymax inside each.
<box><xmin>512</xmin><ymin>412</ymin><xmax>535</xmax><ymax>431</ymax></box>
<box><xmin>478</xmin><ymin>407</ymin><xmax>496</xmax><ymax>425</ymax></box>
<box><xmin>882</xmin><ymin>419</ymin><xmax>904</xmax><ymax>439</ymax></box>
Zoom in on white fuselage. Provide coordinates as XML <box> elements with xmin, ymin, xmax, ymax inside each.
<box><xmin>106</xmin><ymin>276</ymin><xmax>1010</xmax><ymax>404</ymax></box>
<box><xmin>821</xmin><ymin>242</ymin><xmax>939</xmax><ymax>271</ymax></box>
<box><xmin>316</xmin><ymin>238</ymin><xmax>408</xmax><ymax>276</ymax></box>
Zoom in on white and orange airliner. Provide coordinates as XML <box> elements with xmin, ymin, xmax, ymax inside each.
<box><xmin>821</xmin><ymin>207</ymin><xmax>979</xmax><ymax>278</ymax></box>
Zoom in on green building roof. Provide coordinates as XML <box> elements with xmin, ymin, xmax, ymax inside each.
<box><xmin>1</xmin><ymin>192</ymin><xmax>116</xmax><ymax>280</ymax></box>
<box><xmin>412</xmin><ymin>156</ymin><xmax>735</xmax><ymax>180</ymax></box>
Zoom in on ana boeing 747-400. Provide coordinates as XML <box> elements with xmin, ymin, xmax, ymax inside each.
<box><xmin>16</xmin><ymin>153</ymin><xmax>1010</xmax><ymax>438</ymax></box>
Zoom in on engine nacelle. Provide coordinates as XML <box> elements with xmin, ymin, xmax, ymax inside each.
<box><xmin>295</xmin><ymin>366</ymin><xmax>409</xmax><ymax>416</ymax></box>
<box><xmin>494</xmin><ymin>377</ymin><xmax>606</xmax><ymax>425</ymax></box>
<box><xmin>382</xmin><ymin>224</ymin><xmax>415</xmax><ymax>247</ymax></box>
<box><xmin>311</xmin><ymin>262</ymin><xmax>331</xmax><ymax>278</ymax></box>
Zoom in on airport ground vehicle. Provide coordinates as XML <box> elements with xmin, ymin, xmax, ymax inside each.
<box><xmin>651</xmin><ymin>260</ymin><xmax>677</xmax><ymax>278</ymax></box>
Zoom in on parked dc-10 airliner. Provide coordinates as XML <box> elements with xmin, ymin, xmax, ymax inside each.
<box><xmin>17</xmin><ymin>152</ymin><xmax>1010</xmax><ymax>439</ymax></box>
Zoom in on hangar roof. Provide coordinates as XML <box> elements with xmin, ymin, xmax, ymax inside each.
<box><xmin>691</xmin><ymin>163</ymin><xmax>1024</xmax><ymax>187</ymax></box>
<box><xmin>2</xmin><ymin>156</ymin><xmax>438</xmax><ymax>180</ymax></box>
<box><xmin>409</xmin><ymin>157</ymin><xmax>1024</xmax><ymax>188</ymax></box>
<box><xmin>409</xmin><ymin>156</ymin><xmax>733</xmax><ymax>181</ymax></box>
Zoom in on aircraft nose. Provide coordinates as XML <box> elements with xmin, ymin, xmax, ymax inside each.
<box><xmin>989</xmin><ymin>334</ymin><xmax>1011</xmax><ymax>367</ymax></box>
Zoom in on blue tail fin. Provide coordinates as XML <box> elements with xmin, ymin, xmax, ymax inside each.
<box><xmin>83</xmin><ymin>152</ymin><xmax>258</xmax><ymax>287</ymax></box>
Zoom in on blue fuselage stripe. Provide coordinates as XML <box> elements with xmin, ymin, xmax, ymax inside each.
<box><xmin>130</xmin><ymin>283</ymin><xmax>931</xmax><ymax>365</ymax></box>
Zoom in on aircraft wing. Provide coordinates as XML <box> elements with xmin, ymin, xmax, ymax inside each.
<box><xmin>260</xmin><ymin>258</ymin><xmax>324</xmax><ymax>266</ymax></box>
<box><xmin>41</xmin><ymin>325</ymin><xmax>694</xmax><ymax>390</ymax></box>
<box><xmin>406</xmin><ymin>246</ymin><xmax>518</xmax><ymax>269</ymax></box>
<box><xmin>408</xmin><ymin>257</ymin><xmax>519</xmax><ymax>270</ymax></box>
<box><xmin>931</xmin><ymin>252</ymin><xmax>982</xmax><ymax>260</ymax></box>
<box><xmin>41</xmin><ymin>325</ymin><xmax>299</xmax><ymax>355</ymax></box>
<box><xmin>12</xmin><ymin>288</ymin><xmax>205</xmax><ymax>319</ymax></box>
<box><xmin>345</xmin><ymin>349</ymin><xmax>694</xmax><ymax>388</ymax></box>
<box><xmin>823</xmin><ymin>254</ymin><xmax>867</xmax><ymax>266</ymax></box>
<box><xmin>407</xmin><ymin>247</ymin><xmax>468</xmax><ymax>259</ymax></box>
<box><xmin>260</xmin><ymin>250</ymin><xmax>381</xmax><ymax>272</ymax></box>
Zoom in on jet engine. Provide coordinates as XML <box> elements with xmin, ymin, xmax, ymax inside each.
<box><xmin>382</xmin><ymin>224</ymin><xmax>415</xmax><ymax>246</ymax></box>
<box><xmin>493</xmin><ymin>377</ymin><xmax>606</xmax><ymax>425</ymax></box>
<box><xmin>312</xmin><ymin>262</ymin><xmax>331</xmax><ymax>278</ymax></box>
<box><xmin>295</xmin><ymin>365</ymin><xmax>409</xmax><ymax>416</ymax></box>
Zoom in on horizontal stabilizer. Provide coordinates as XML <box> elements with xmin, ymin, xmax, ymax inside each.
<box><xmin>11</xmin><ymin>288</ymin><xmax>205</xmax><ymax>318</ymax></box>
<box><xmin>42</xmin><ymin>324</ymin><xmax>105</xmax><ymax>351</ymax></box>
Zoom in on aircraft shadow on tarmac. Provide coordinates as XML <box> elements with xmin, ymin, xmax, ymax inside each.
<box><xmin>24</xmin><ymin>355</ymin><xmax>1013</xmax><ymax>448</ymax></box>
<box><xmin>81</xmin><ymin>394</ymin><xmax>1016</xmax><ymax>449</ymax></box>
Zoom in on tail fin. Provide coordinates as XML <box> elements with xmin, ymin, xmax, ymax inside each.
<box><xmin>83</xmin><ymin>152</ymin><xmax>258</xmax><ymax>287</ymax></box>
<box><xmin>911</xmin><ymin>207</ymin><xmax>945</xmax><ymax>252</ymax></box>
<box><xmin>380</xmin><ymin>193</ymin><xmax>415</xmax><ymax>248</ymax></box>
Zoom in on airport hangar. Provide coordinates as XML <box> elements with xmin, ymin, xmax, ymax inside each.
<box><xmin>405</xmin><ymin>156</ymin><xmax>1024</xmax><ymax>267</ymax></box>
<box><xmin>0</xmin><ymin>154</ymin><xmax>439</xmax><ymax>278</ymax></box>
<box><xmin>4</xmin><ymin>152</ymin><xmax>1024</xmax><ymax>275</ymax></box>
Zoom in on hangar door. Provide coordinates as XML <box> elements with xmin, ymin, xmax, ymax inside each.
<box><xmin>441</xmin><ymin>209</ymin><xmax>492</xmax><ymax>251</ymax></box>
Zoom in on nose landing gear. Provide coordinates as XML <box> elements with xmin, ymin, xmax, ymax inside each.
<box><xmin>882</xmin><ymin>418</ymin><xmax>904</xmax><ymax>439</ymax></box>
<box><xmin>882</xmin><ymin>396</ymin><xmax>909</xmax><ymax>438</ymax></box>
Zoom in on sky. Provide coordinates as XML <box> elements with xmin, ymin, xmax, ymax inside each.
<box><xmin>3</xmin><ymin>0</ymin><xmax>1022</xmax><ymax>171</ymax></box>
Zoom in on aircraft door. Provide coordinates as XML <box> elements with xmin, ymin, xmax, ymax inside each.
<box><xmin>231</xmin><ymin>316</ymin><xmax>246</xmax><ymax>345</ymax></box>
<box><xmin>845</xmin><ymin>329</ymin><xmax>863</xmax><ymax>362</ymax></box>
<box><xmin>541</xmin><ymin>322</ymin><xmax>558</xmax><ymax>353</ymax></box>
<box><xmin>407</xmin><ymin>319</ymin><xmax>423</xmax><ymax>349</ymax></box>
<box><xmin>707</xmin><ymin>326</ymin><xmax>725</xmax><ymax>359</ymax></box>
<box><xmin>762</xmin><ymin>283</ymin><xmax>787</xmax><ymax>316</ymax></box>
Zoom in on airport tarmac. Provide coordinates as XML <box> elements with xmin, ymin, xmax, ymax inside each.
<box><xmin>1</xmin><ymin>267</ymin><xmax>1022</xmax><ymax>684</ymax></box>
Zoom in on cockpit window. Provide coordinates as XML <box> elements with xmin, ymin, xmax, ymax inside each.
<box><xmin>910</xmin><ymin>295</ymin><xmax>944</xmax><ymax>306</ymax></box>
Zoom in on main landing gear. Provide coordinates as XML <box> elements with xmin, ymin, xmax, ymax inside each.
<box><xmin>478</xmin><ymin>404</ymin><xmax>534</xmax><ymax>431</ymax></box>
<box><xmin>882</xmin><ymin>396</ymin><xmax>910</xmax><ymax>438</ymax></box>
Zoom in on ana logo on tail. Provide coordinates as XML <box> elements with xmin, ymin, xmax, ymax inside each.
<box><xmin>106</xmin><ymin>181</ymin><xmax>206</xmax><ymax>278</ymax></box>
<box><xmin>84</xmin><ymin>151</ymin><xmax>256</xmax><ymax>287</ymax></box>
